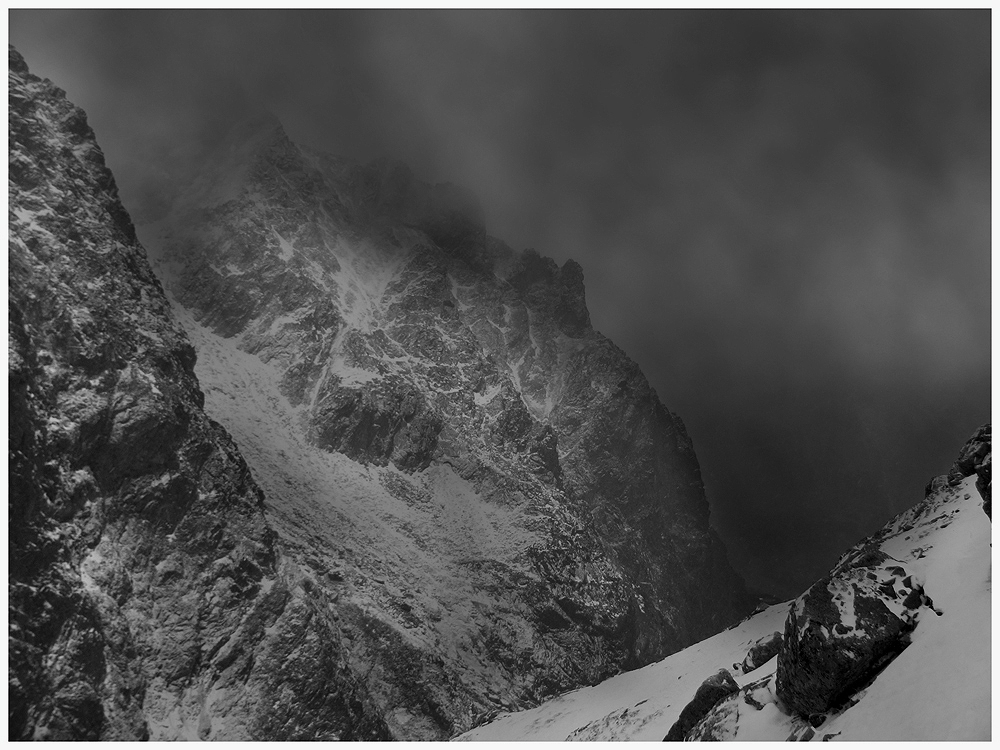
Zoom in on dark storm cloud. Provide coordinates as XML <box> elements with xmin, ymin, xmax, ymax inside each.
<box><xmin>10</xmin><ymin>10</ymin><xmax>990</xmax><ymax>597</ymax></box>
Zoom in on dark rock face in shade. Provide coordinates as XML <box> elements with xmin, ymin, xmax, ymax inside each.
<box><xmin>8</xmin><ymin>44</ymin><xmax>749</xmax><ymax>740</ymax></box>
<box><xmin>663</xmin><ymin>668</ymin><xmax>739</xmax><ymax>741</ymax></box>
<box><xmin>774</xmin><ymin>572</ymin><xmax>916</xmax><ymax>717</ymax></box>
<box><xmin>948</xmin><ymin>423</ymin><xmax>991</xmax><ymax>518</ymax></box>
<box><xmin>8</xmin><ymin>45</ymin><xmax>388</xmax><ymax>741</ymax></box>
<box><xmin>740</xmin><ymin>630</ymin><xmax>782</xmax><ymax>673</ymax></box>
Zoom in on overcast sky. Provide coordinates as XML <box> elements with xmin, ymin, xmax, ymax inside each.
<box><xmin>10</xmin><ymin>9</ymin><xmax>991</xmax><ymax>597</ymax></box>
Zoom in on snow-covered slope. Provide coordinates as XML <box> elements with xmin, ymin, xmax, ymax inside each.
<box><xmin>461</xmin><ymin>433</ymin><xmax>991</xmax><ymax>741</ymax></box>
<box><xmin>458</xmin><ymin>601</ymin><xmax>791</xmax><ymax>741</ymax></box>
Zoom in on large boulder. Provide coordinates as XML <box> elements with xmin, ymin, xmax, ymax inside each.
<box><xmin>740</xmin><ymin>630</ymin><xmax>782</xmax><ymax>673</ymax></box>
<box><xmin>774</xmin><ymin>559</ymin><xmax>928</xmax><ymax>718</ymax></box>
<box><xmin>311</xmin><ymin>377</ymin><xmax>443</xmax><ymax>471</ymax></box>
<box><xmin>663</xmin><ymin>668</ymin><xmax>739</xmax><ymax>741</ymax></box>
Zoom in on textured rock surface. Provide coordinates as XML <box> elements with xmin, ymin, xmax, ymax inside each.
<box><xmin>947</xmin><ymin>423</ymin><xmax>991</xmax><ymax>518</ymax></box>
<box><xmin>774</xmin><ymin>570</ymin><xmax>919</xmax><ymax>718</ymax></box>
<box><xmin>739</xmin><ymin>630</ymin><xmax>782</xmax><ymax>673</ymax></box>
<box><xmin>662</xmin><ymin>668</ymin><xmax>739</xmax><ymax>741</ymax></box>
<box><xmin>8</xmin><ymin>46</ymin><xmax>388</xmax><ymax>741</ymax></box>
<box><xmin>134</xmin><ymin>112</ymin><xmax>749</xmax><ymax>735</ymax></box>
<box><xmin>8</xmin><ymin>45</ymin><xmax>749</xmax><ymax>740</ymax></box>
<box><xmin>773</xmin><ymin>464</ymin><xmax>981</xmax><ymax>720</ymax></box>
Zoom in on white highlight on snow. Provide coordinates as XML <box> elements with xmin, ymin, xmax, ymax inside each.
<box><xmin>326</xmin><ymin>234</ymin><xmax>408</xmax><ymax>333</ymax></box>
<box><xmin>272</xmin><ymin>229</ymin><xmax>295</xmax><ymax>261</ymax></box>
<box><xmin>829</xmin><ymin>580</ymin><xmax>860</xmax><ymax>634</ymax></box>
<box><xmin>267</xmin><ymin>313</ymin><xmax>299</xmax><ymax>335</ymax></box>
<box><xmin>474</xmin><ymin>383</ymin><xmax>502</xmax><ymax>406</ymax></box>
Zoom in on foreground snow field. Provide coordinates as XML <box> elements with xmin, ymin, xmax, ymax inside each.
<box><xmin>460</xmin><ymin>473</ymin><xmax>990</xmax><ymax>741</ymax></box>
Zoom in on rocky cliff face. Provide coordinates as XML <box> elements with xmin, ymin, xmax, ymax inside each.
<box><xmin>136</xmin><ymin>114</ymin><xmax>748</xmax><ymax>733</ymax></box>
<box><xmin>9</xmin><ymin>44</ymin><xmax>747</xmax><ymax>740</ymax></box>
<box><xmin>9</xmin><ymin>46</ymin><xmax>388</xmax><ymax>741</ymax></box>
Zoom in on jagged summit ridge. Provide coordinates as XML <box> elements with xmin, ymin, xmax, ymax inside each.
<box><xmin>7</xmin><ymin>39</ymin><xmax>748</xmax><ymax>740</ymax></box>
<box><xmin>139</xmin><ymin>110</ymin><xmax>749</xmax><ymax>734</ymax></box>
<box><xmin>169</xmin><ymin>112</ymin><xmax>487</xmax><ymax>243</ymax></box>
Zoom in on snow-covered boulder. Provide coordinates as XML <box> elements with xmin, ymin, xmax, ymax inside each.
<box><xmin>739</xmin><ymin>630</ymin><xmax>782</xmax><ymax>673</ymax></box>
<box><xmin>774</xmin><ymin>566</ymin><xmax>923</xmax><ymax>718</ymax></box>
<box><xmin>663</xmin><ymin>668</ymin><xmax>739</xmax><ymax>740</ymax></box>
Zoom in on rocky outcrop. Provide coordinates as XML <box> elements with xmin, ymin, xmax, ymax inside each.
<box><xmin>739</xmin><ymin>630</ymin><xmax>782</xmax><ymax>673</ymax></box>
<box><xmin>948</xmin><ymin>423</ymin><xmax>991</xmax><ymax>518</ymax></box>
<box><xmin>135</xmin><ymin>108</ymin><xmax>749</xmax><ymax>734</ymax></box>
<box><xmin>663</xmin><ymin>668</ymin><xmax>739</xmax><ymax>741</ymax></box>
<box><xmin>462</xmin><ymin>424</ymin><xmax>991</xmax><ymax>742</ymax></box>
<box><xmin>774</xmin><ymin>568</ymin><xmax>922</xmax><ymax>718</ymax></box>
<box><xmin>8</xmin><ymin>46</ymin><xmax>388</xmax><ymax>741</ymax></box>
<box><xmin>311</xmin><ymin>376</ymin><xmax>443</xmax><ymax>470</ymax></box>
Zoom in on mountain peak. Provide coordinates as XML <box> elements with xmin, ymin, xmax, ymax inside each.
<box><xmin>9</xmin><ymin>43</ymin><xmax>28</xmax><ymax>74</ymax></box>
<box><xmin>164</xmin><ymin>109</ymin><xmax>294</xmax><ymax>215</ymax></box>
<box><xmin>13</xmin><ymin>43</ymin><xmax>748</xmax><ymax>741</ymax></box>
<box><xmin>225</xmin><ymin>107</ymin><xmax>285</xmax><ymax>141</ymax></box>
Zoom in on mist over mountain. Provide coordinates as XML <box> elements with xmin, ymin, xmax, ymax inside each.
<box><xmin>137</xmin><ymin>106</ymin><xmax>754</xmax><ymax>737</ymax></box>
<box><xmin>7</xmin><ymin>10</ymin><xmax>990</xmax><ymax>739</ymax></box>
<box><xmin>9</xmin><ymin>10</ymin><xmax>990</xmax><ymax>598</ymax></box>
<box><xmin>10</xmin><ymin>45</ymin><xmax>749</xmax><ymax>740</ymax></box>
